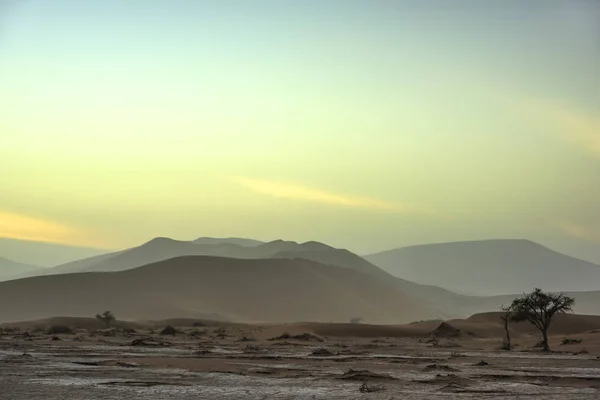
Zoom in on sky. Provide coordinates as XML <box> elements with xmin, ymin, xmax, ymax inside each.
<box><xmin>1</xmin><ymin>0</ymin><xmax>599</xmax><ymax>264</ymax></box>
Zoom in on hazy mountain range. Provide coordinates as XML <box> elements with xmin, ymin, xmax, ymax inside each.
<box><xmin>0</xmin><ymin>237</ymin><xmax>106</xmax><ymax>267</ymax></box>
<box><xmin>365</xmin><ymin>239</ymin><xmax>600</xmax><ymax>295</ymax></box>
<box><xmin>2</xmin><ymin>237</ymin><xmax>600</xmax><ymax>323</ymax></box>
<box><xmin>0</xmin><ymin>257</ymin><xmax>43</xmax><ymax>282</ymax></box>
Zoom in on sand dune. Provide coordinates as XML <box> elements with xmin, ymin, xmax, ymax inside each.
<box><xmin>39</xmin><ymin>237</ymin><xmax>461</xmax><ymax>316</ymax></box>
<box><xmin>28</xmin><ymin>237</ymin><xmax>600</xmax><ymax>321</ymax></box>
<box><xmin>366</xmin><ymin>239</ymin><xmax>600</xmax><ymax>295</ymax></box>
<box><xmin>45</xmin><ymin>238</ymin><xmax>336</xmax><ymax>274</ymax></box>
<box><xmin>0</xmin><ymin>256</ymin><xmax>439</xmax><ymax>324</ymax></box>
<box><xmin>262</xmin><ymin>313</ymin><xmax>600</xmax><ymax>340</ymax></box>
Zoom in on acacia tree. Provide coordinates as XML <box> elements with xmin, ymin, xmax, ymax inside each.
<box><xmin>95</xmin><ymin>311</ymin><xmax>116</xmax><ymax>328</ymax></box>
<box><xmin>510</xmin><ymin>288</ymin><xmax>575</xmax><ymax>352</ymax></box>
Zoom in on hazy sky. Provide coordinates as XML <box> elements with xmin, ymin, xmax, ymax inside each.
<box><xmin>1</xmin><ymin>1</ymin><xmax>599</xmax><ymax>261</ymax></box>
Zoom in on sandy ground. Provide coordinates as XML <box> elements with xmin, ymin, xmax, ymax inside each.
<box><xmin>2</xmin><ymin>322</ymin><xmax>600</xmax><ymax>399</ymax></box>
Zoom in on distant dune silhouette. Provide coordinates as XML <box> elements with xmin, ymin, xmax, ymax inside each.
<box><xmin>0</xmin><ymin>256</ymin><xmax>439</xmax><ymax>324</ymax></box>
<box><xmin>0</xmin><ymin>257</ymin><xmax>43</xmax><ymax>281</ymax></box>
<box><xmin>35</xmin><ymin>237</ymin><xmax>461</xmax><ymax>316</ymax></box>
<box><xmin>192</xmin><ymin>237</ymin><xmax>265</xmax><ymax>247</ymax></box>
<box><xmin>366</xmin><ymin>239</ymin><xmax>600</xmax><ymax>295</ymax></box>
<box><xmin>8</xmin><ymin>237</ymin><xmax>600</xmax><ymax>320</ymax></box>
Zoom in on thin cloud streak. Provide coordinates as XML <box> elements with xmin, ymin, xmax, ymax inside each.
<box><xmin>0</xmin><ymin>211</ymin><xmax>108</xmax><ymax>248</ymax></box>
<box><xmin>554</xmin><ymin>220</ymin><xmax>600</xmax><ymax>244</ymax></box>
<box><xmin>231</xmin><ymin>176</ymin><xmax>433</xmax><ymax>214</ymax></box>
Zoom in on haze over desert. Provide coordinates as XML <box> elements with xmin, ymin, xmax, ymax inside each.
<box><xmin>1</xmin><ymin>0</ymin><xmax>599</xmax><ymax>398</ymax></box>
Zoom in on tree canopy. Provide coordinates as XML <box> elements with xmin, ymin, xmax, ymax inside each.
<box><xmin>95</xmin><ymin>311</ymin><xmax>116</xmax><ymax>327</ymax></box>
<box><xmin>510</xmin><ymin>288</ymin><xmax>575</xmax><ymax>351</ymax></box>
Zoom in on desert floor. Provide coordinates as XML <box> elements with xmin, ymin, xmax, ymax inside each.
<box><xmin>2</xmin><ymin>319</ymin><xmax>600</xmax><ymax>399</ymax></box>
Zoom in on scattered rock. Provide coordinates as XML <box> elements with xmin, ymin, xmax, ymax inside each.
<box><xmin>188</xmin><ymin>329</ymin><xmax>206</xmax><ymax>337</ymax></box>
<box><xmin>253</xmin><ymin>368</ymin><xmax>275</xmax><ymax>375</ymax></box>
<box><xmin>131</xmin><ymin>338</ymin><xmax>171</xmax><ymax>347</ymax></box>
<box><xmin>117</xmin><ymin>362</ymin><xmax>139</xmax><ymax>368</ymax></box>
<box><xmin>438</xmin><ymin>382</ymin><xmax>468</xmax><ymax>392</ymax></box>
<box><xmin>292</xmin><ymin>333</ymin><xmax>323</xmax><ymax>342</ymax></box>
<box><xmin>268</xmin><ymin>332</ymin><xmax>323</xmax><ymax>342</ymax></box>
<box><xmin>269</xmin><ymin>341</ymin><xmax>304</xmax><ymax>347</ymax></box>
<box><xmin>160</xmin><ymin>325</ymin><xmax>179</xmax><ymax>336</ymax></box>
<box><xmin>268</xmin><ymin>333</ymin><xmax>292</xmax><ymax>341</ymax></box>
<box><xmin>72</xmin><ymin>361</ymin><xmax>100</xmax><ymax>366</ymax></box>
<box><xmin>340</xmin><ymin>369</ymin><xmax>396</xmax><ymax>381</ymax></box>
<box><xmin>311</xmin><ymin>347</ymin><xmax>334</xmax><ymax>356</ymax></box>
<box><xmin>473</xmin><ymin>360</ymin><xmax>489</xmax><ymax>366</ymax></box>
<box><xmin>242</xmin><ymin>345</ymin><xmax>263</xmax><ymax>353</ymax></box>
<box><xmin>210</xmin><ymin>327</ymin><xmax>227</xmax><ymax>339</ymax></box>
<box><xmin>423</xmin><ymin>364</ymin><xmax>458</xmax><ymax>372</ymax></box>
<box><xmin>431</xmin><ymin>322</ymin><xmax>460</xmax><ymax>338</ymax></box>
<box><xmin>359</xmin><ymin>382</ymin><xmax>385</xmax><ymax>393</ymax></box>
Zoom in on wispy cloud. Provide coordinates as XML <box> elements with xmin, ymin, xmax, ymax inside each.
<box><xmin>231</xmin><ymin>176</ymin><xmax>432</xmax><ymax>214</ymax></box>
<box><xmin>553</xmin><ymin>220</ymin><xmax>600</xmax><ymax>243</ymax></box>
<box><xmin>523</xmin><ymin>97</ymin><xmax>600</xmax><ymax>156</ymax></box>
<box><xmin>0</xmin><ymin>211</ymin><xmax>108</xmax><ymax>248</ymax></box>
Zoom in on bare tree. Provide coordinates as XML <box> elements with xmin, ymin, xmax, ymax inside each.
<box><xmin>500</xmin><ymin>305</ymin><xmax>513</xmax><ymax>350</ymax></box>
<box><xmin>95</xmin><ymin>311</ymin><xmax>116</xmax><ymax>328</ymax></box>
<box><xmin>510</xmin><ymin>288</ymin><xmax>575</xmax><ymax>352</ymax></box>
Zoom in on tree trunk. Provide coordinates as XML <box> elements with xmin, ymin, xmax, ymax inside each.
<box><xmin>503</xmin><ymin>319</ymin><xmax>511</xmax><ymax>350</ymax></box>
<box><xmin>542</xmin><ymin>329</ymin><xmax>549</xmax><ymax>352</ymax></box>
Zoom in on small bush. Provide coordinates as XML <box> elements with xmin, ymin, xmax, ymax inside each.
<box><xmin>160</xmin><ymin>325</ymin><xmax>178</xmax><ymax>336</ymax></box>
<box><xmin>47</xmin><ymin>325</ymin><xmax>73</xmax><ymax>335</ymax></box>
<box><xmin>267</xmin><ymin>332</ymin><xmax>322</xmax><ymax>342</ymax></box>
<box><xmin>214</xmin><ymin>327</ymin><xmax>227</xmax><ymax>339</ymax></box>
<box><xmin>561</xmin><ymin>338</ymin><xmax>582</xmax><ymax>345</ymax></box>
<box><xmin>268</xmin><ymin>332</ymin><xmax>291</xmax><ymax>341</ymax></box>
<box><xmin>95</xmin><ymin>311</ymin><xmax>116</xmax><ymax>327</ymax></box>
<box><xmin>243</xmin><ymin>345</ymin><xmax>262</xmax><ymax>353</ymax></box>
